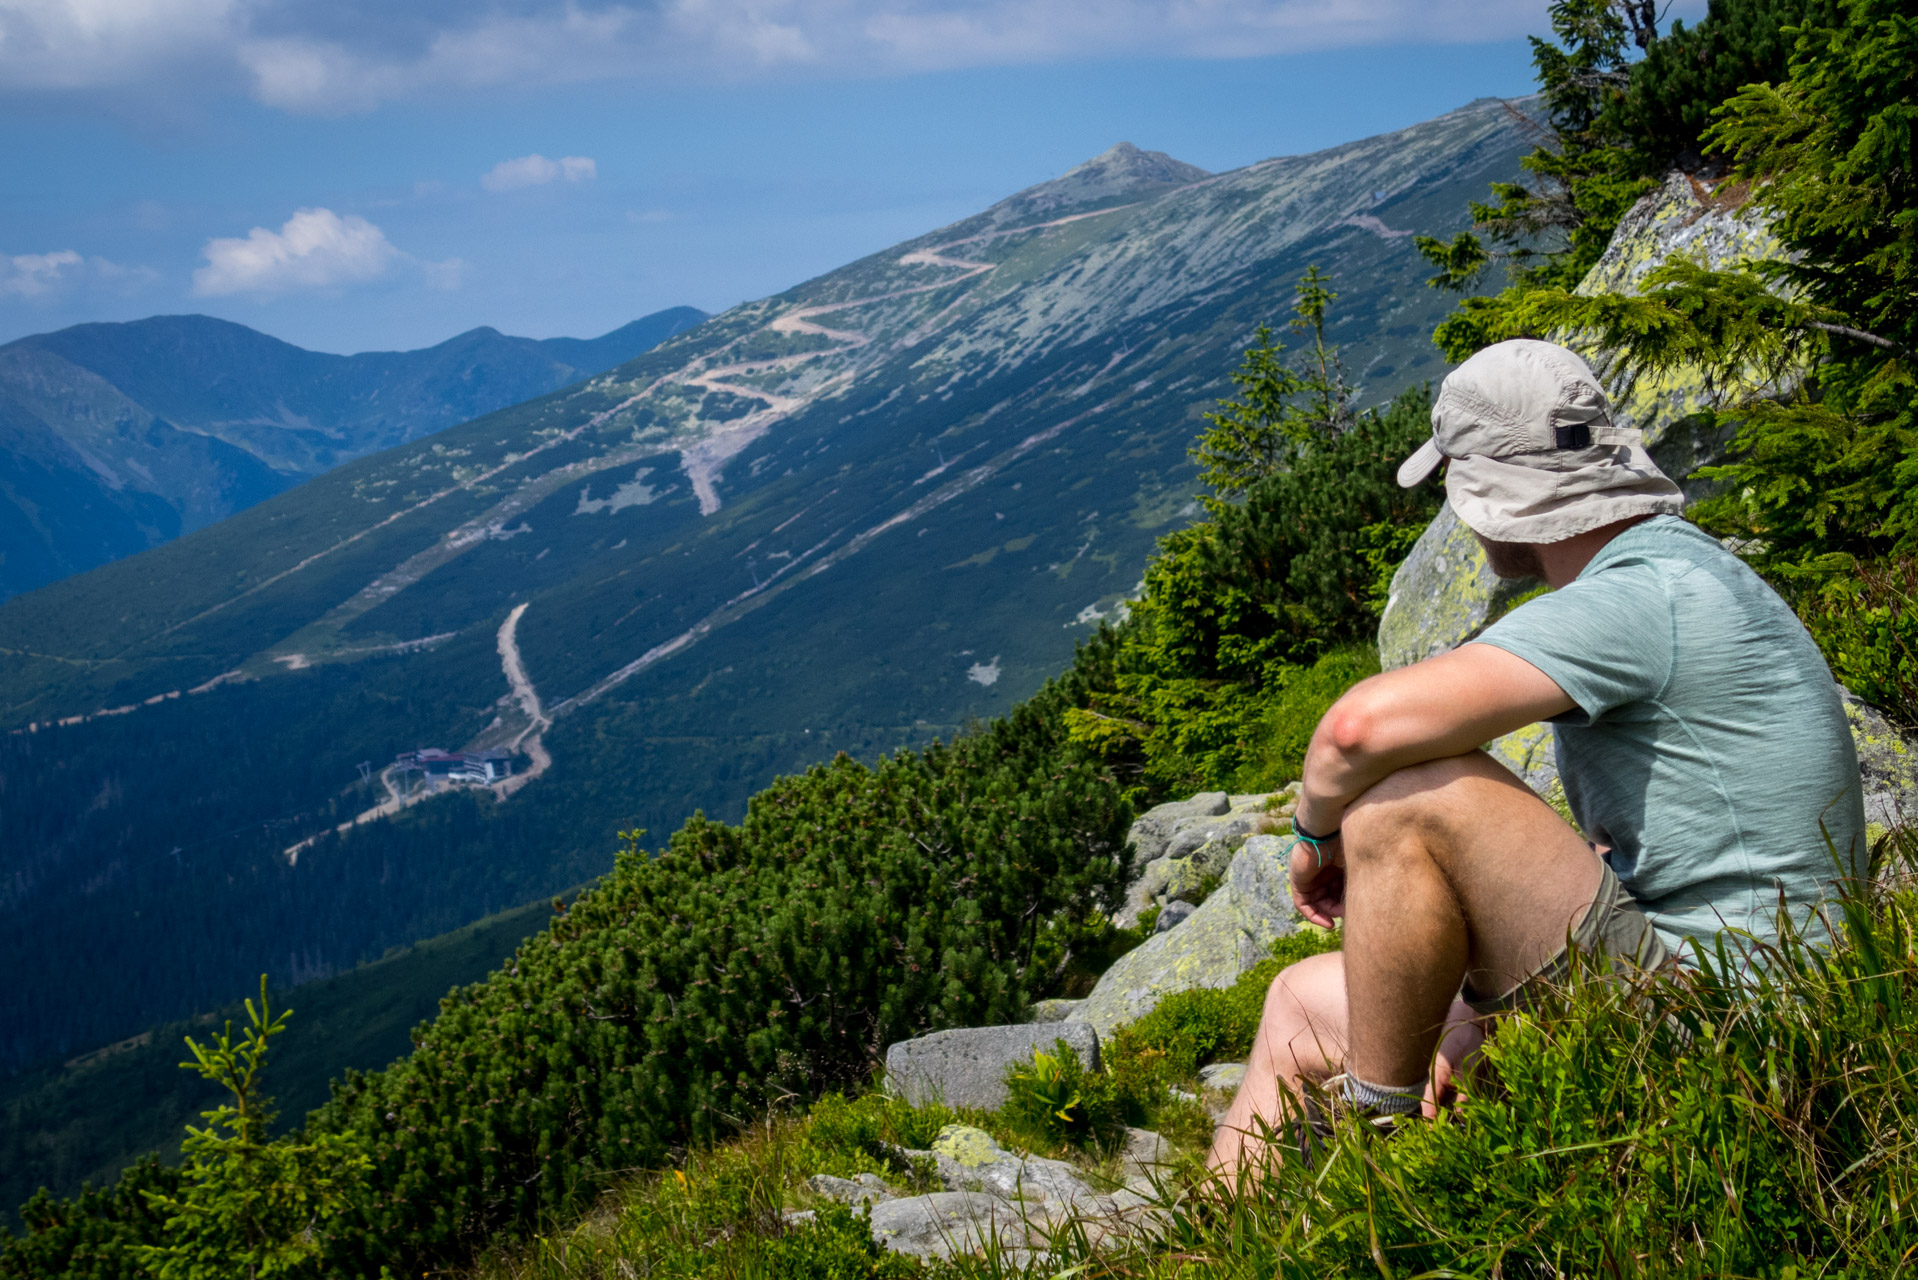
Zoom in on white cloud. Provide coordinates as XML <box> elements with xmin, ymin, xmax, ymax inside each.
<box><xmin>482</xmin><ymin>153</ymin><xmax>597</xmax><ymax>193</ymax></box>
<box><xmin>1</xmin><ymin>250</ymin><xmax>82</xmax><ymax>297</ymax></box>
<box><xmin>190</xmin><ymin>207</ymin><xmax>459</xmax><ymax>296</ymax></box>
<box><xmin>0</xmin><ymin>248</ymin><xmax>158</xmax><ymax>298</ymax></box>
<box><xmin>0</xmin><ymin>0</ymin><xmax>1633</xmax><ymax>115</ymax></box>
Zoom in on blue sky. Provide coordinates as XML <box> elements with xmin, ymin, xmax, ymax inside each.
<box><xmin>0</xmin><ymin>1</ymin><xmax>1706</xmax><ymax>354</ymax></box>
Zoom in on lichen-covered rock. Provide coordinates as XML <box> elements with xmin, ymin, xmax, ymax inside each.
<box><xmin>1028</xmin><ymin>998</ymin><xmax>1084</xmax><ymax>1023</ymax></box>
<box><xmin>868</xmin><ymin>1127</ymin><xmax>1158</xmax><ymax>1259</ymax></box>
<box><xmin>1116</xmin><ymin>791</ymin><xmax>1286</xmax><ymax>927</ymax></box>
<box><xmin>1377</xmin><ymin>505</ymin><xmax>1533</xmax><ymax>671</ymax></box>
<box><xmin>1080</xmin><ymin>834</ymin><xmax>1300</xmax><ymax>1035</ymax></box>
<box><xmin>1153</xmin><ymin>900</ymin><xmax>1196</xmax><ymax>933</ymax></box>
<box><xmin>866</xmin><ymin>1191</ymin><xmax>1032</xmax><ymax>1259</ymax></box>
<box><xmin>886</xmin><ymin>1024</ymin><xmax>1099</xmax><ymax>1110</ymax></box>
<box><xmin>1128</xmin><ymin>792</ymin><xmax>1229</xmax><ymax>865</ymax></box>
<box><xmin>1487</xmin><ymin>721</ymin><xmax>1565</xmax><ymax>811</ymax></box>
<box><xmin>927</xmin><ymin>1125</ymin><xmax>1092</xmax><ymax>1203</ymax></box>
<box><xmin>807</xmin><ymin>1173</ymin><xmax>895</xmax><ymax>1207</ymax></box>
<box><xmin>1841</xmin><ymin>692</ymin><xmax>1918</xmax><ymax>836</ymax></box>
<box><xmin>1576</xmin><ymin>173</ymin><xmax>1796</xmax><ymax>477</ymax></box>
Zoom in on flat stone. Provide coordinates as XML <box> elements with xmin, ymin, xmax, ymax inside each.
<box><xmin>1199</xmin><ymin>1061</ymin><xmax>1247</xmax><ymax>1092</ymax></box>
<box><xmin>1028</xmin><ymin>998</ymin><xmax>1084</xmax><ymax>1023</ymax></box>
<box><xmin>927</xmin><ymin>1124</ymin><xmax>1093</xmax><ymax>1205</ymax></box>
<box><xmin>1153</xmin><ymin>900</ymin><xmax>1196</xmax><ymax>933</ymax></box>
<box><xmin>807</xmin><ymin>1173</ymin><xmax>894</xmax><ymax>1206</ymax></box>
<box><xmin>1079</xmin><ymin>835</ymin><xmax>1300</xmax><ymax>1036</ymax></box>
<box><xmin>886</xmin><ymin>1023</ymin><xmax>1099</xmax><ymax>1110</ymax></box>
<box><xmin>867</xmin><ymin>1191</ymin><xmax>1032</xmax><ymax>1259</ymax></box>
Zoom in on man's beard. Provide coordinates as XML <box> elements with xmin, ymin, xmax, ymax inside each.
<box><xmin>1476</xmin><ymin>534</ymin><xmax>1545</xmax><ymax>581</ymax></box>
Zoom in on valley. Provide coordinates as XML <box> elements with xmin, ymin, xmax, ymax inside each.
<box><xmin>0</xmin><ymin>104</ymin><xmax>1526</xmax><ymax>1090</ymax></box>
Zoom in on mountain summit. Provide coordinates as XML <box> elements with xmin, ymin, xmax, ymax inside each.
<box><xmin>993</xmin><ymin>142</ymin><xmax>1210</xmax><ymax>220</ymax></box>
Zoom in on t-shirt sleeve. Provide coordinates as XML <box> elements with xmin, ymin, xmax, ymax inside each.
<box><xmin>1469</xmin><ymin>562</ymin><xmax>1675</xmax><ymax>725</ymax></box>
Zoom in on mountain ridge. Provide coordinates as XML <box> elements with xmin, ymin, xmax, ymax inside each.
<box><xmin>0</xmin><ymin>306</ymin><xmax>707</xmax><ymax>599</ymax></box>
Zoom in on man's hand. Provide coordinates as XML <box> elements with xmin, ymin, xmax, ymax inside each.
<box><xmin>1289</xmin><ymin>835</ymin><xmax>1345</xmax><ymax>929</ymax></box>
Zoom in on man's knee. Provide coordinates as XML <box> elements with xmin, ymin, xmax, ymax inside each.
<box><xmin>1263</xmin><ymin>950</ymin><xmax>1344</xmax><ymax>1024</ymax></box>
<box><xmin>1343</xmin><ymin>750</ymin><xmax>1522</xmax><ymax>857</ymax></box>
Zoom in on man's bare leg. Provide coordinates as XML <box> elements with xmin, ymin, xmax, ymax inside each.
<box><xmin>1206</xmin><ymin>954</ymin><xmax>1482</xmax><ymax>1180</ymax></box>
<box><xmin>1206</xmin><ymin>750</ymin><xmax>1601</xmax><ymax>1179</ymax></box>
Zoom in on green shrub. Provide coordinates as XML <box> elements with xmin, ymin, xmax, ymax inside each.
<box><xmin>1230</xmin><ymin>646</ymin><xmax>1379</xmax><ymax>794</ymax></box>
<box><xmin>999</xmin><ymin>1043</ymin><xmax>1130</xmax><ymax>1152</ymax></box>
<box><xmin>1065</xmin><ymin>370</ymin><xmax>1435</xmax><ymax>804</ymax></box>
<box><xmin>795</xmin><ymin>1092</ymin><xmax>951</xmax><ymax>1189</ymax></box>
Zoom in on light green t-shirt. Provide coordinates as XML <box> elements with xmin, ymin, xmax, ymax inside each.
<box><xmin>1472</xmin><ymin>515</ymin><xmax>1865</xmax><ymax>952</ymax></box>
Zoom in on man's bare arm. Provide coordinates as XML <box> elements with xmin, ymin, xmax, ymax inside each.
<box><xmin>1293</xmin><ymin>643</ymin><xmax>1574</xmax><ymax>837</ymax></box>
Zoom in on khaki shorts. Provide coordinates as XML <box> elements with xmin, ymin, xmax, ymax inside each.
<box><xmin>1461</xmin><ymin>860</ymin><xmax>1676</xmax><ymax>1017</ymax></box>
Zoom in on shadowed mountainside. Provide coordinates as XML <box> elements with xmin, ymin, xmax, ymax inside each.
<box><xmin>0</xmin><ymin>307</ymin><xmax>706</xmax><ymax>598</ymax></box>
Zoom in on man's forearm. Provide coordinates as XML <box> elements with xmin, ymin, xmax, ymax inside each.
<box><xmin>1292</xmin><ymin>644</ymin><xmax>1576</xmax><ymax>834</ymax></box>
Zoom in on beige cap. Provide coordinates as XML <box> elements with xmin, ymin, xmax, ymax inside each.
<box><xmin>1397</xmin><ymin>338</ymin><xmax>1684</xmax><ymax>543</ymax></box>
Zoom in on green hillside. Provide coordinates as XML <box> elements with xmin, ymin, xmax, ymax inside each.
<box><xmin>0</xmin><ymin>307</ymin><xmax>705</xmax><ymax>598</ymax></box>
<box><xmin>0</xmin><ymin>896</ymin><xmax>562</xmax><ymax>1222</ymax></box>
<box><xmin>0</xmin><ymin>107</ymin><xmax>1527</xmax><ymax>1078</ymax></box>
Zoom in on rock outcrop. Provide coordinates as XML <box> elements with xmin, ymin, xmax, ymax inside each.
<box><xmin>863</xmin><ymin>1124</ymin><xmax>1162</xmax><ymax>1261</ymax></box>
<box><xmin>886</xmin><ymin>1023</ymin><xmax>1100</xmax><ymax>1110</ymax></box>
<box><xmin>1115</xmin><ymin>789</ymin><xmax>1294</xmax><ymax>928</ymax></box>
<box><xmin>1376</xmin><ymin>505</ymin><xmax>1537</xmax><ymax>671</ymax></box>
<box><xmin>1079</xmin><ymin>834</ymin><xmax>1301</xmax><ymax>1035</ymax></box>
<box><xmin>1846</xmin><ymin>693</ymin><xmax>1918</xmax><ymax>835</ymax></box>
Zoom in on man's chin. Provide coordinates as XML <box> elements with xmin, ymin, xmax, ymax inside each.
<box><xmin>1475</xmin><ymin>534</ymin><xmax>1546</xmax><ymax>582</ymax></box>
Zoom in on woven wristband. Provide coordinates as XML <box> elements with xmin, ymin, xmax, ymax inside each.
<box><xmin>1290</xmin><ymin>815</ymin><xmax>1340</xmax><ymax>869</ymax></box>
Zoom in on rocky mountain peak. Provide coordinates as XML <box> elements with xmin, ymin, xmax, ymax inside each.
<box><xmin>990</xmin><ymin>141</ymin><xmax>1210</xmax><ymax>221</ymax></box>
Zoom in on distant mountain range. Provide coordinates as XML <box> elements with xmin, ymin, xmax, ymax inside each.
<box><xmin>0</xmin><ymin>307</ymin><xmax>706</xmax><ymax>599</ymax></box>
<box><xmin>0</xmin><ymin>107</ymin><xmax>1527</xmax><ymax>1072</ymax></box>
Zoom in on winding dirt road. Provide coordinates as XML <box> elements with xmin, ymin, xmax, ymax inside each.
<box><xmin>491</xmin><ymin>602</ymin><xmax>550</xmax><ymax>798</ymax></box>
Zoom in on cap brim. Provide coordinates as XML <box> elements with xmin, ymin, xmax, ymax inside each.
<box><xmin>1396</xmin><ymin>438</ymin><xmax>1444</xmax><ymax>488</ymax></box>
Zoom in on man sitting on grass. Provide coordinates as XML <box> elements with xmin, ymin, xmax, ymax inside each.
<box><xmin>1209</xmin><ymin>338</ymin><xmax>1867</xmax><ymax>1175</ymax></box>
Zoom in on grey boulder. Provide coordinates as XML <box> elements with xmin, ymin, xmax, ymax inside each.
<box><xmin>1127</xmin><ymin>791</ymin><xmax>1229</xmax><ymax>865</ymax></box>
<box><xmin>1028</xmin><ymin>997</ymin><xmax>1085</xmax><ymax>1023</ymax></box>
<box><xmin>868</xmin><ymin>1126</ymin><xmax>1157</xmax><ymax>1260</ymax></box>
<box><xmin>866</xmin><ymin>1191</ymin><xmax>1032</xmax><ymax>1259</ymax></box>
<box><xmin>1153</xmin><ymin>900</ymin><xmax>1196</xmax><ymax>933</ymax></box>
<box><xmin>1116</xmin><ymin>790</ymin><xmax>1292</xmax><ymax>928</ymax></box>
<box><xmin>1377</xmin><ymin>504</ymin><xmax>1534</xmax><ymax>672</ymax></box>
<box><xmin>886</xmin><ymin>1023</ymin><xmax>1099</xmax><ymax>1110</ymax></box>
<box><xmin>1080</xmin><ymin>834</ymin><xmax>1300</xmax><ymax>1036</ymax></box>
<box><xmin>1844</xmin><ymin>690</ymin><xmax>1918</xmax><ymax>835</ymax></box>
<box><xmin>807</xmin><ymin>1173</ymin><xmax>895</xmax><ymax>1207</ymax></box>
